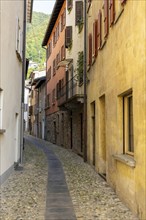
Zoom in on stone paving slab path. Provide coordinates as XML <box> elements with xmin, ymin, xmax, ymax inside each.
<box><xmin>0</xmin><ymin>135</ymin><xmax>139</xmax><ymax>220</ymax></box>
<box><xmin>25</xmin><ymin>135</ymin><xmax>76</xmax><ymax>220</ymax></box>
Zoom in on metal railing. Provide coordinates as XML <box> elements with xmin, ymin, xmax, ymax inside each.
<box><xmin>57</xmin><ymin>74</ymin><xmax>83</xmax><ymax>106</ymax></box>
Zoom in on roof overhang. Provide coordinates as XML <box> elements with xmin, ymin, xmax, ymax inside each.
<box><xmin>27</xmin><ymin>0</ymin><xmax>33</xmax><ymax>23</ymax></box>
<box><xmin>35</xmin><ymin>77</ymin><xmax>46</xmax><ymax>89</ymax></box>
<box><xmin>25</xmin><ymin>59</ymin><xmax>29</xmax><ymax>79</ymax></box>
<box><xmin>42</xmin><ymin>0</ymin><xmax>64</xmax><ymax>47</ymax></box>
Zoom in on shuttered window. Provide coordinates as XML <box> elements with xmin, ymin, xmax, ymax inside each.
<box><xmin>52</xmin><ymin>89</ymin><xmax>56</xmax><ymax>104</ymax></box>
<box><xmin>98</xmin><ymin>10</ymin><xmax>102</xmax><ymax>49</ymax></box>
<box><xmin>67</xmin><ymin>0</ymin><xmax>73</xmax><ymax>10</ymax></box>
<box><xmin>53</xmin><ymin>59</ymin><xmax>56</xmax><ymax>75</ymax></box>
<box><xmin>88</xmin><ymin>33</ymin><xmax>92</xmax><ymax>66</ymax></box>
<box><xmin>103</xmin><ymin>0</ymin><xmax>109</xmax><ymax>38</ymax></box>
<box><xmin>46</xmin><ymin>94</ymin><xmax>50</xmax><ymax>107</ymax></box>
<box><xmin>123</xmin><ymin>92</ymin><xmax>134</xmax><ymax>155</ymax></box>
<box><xmin>47</xmin><ymin>41</ymin><xmax>52</xmax><ymax>59</ymax></box>
<box><xmin>75</xmin><ymin>1</ymin><xmax>83</xmax><ymax>25</ymax></box>
<box><xmin>47</xmin><ymin>67</ymin><xmax>51</xmax><ymax>81</ymax></box>
<box><xmin>109</xmin><ymin>0</ymin><xmax>115</xmax><ymax>26</ymax></box>
<box><xmin>65</xmin><ymin>26</ymin><xmax>72</xmax><ymax>48</ymax></box>
<box><xmin>53</xmin><ymin>32</ymin><xmax>55</xmax><ymax>47</ymax></box>
<box><xmin>93</xmin><ymin>20</ymin><xmax>98</xmax><ymax>57</ymax></box>
<box><xmin>61</xmin><ymin>14</ymin><xmax>64</xmax><ymax>31</ymax></box>
<box><xmin>63</xmin><ymin>9</ymin><xmax>66</xmax><ymax>27</ymax></box>
<box><xmin>61</xmin><ymin>45</ymin><xmax>65</xmax><ymax>60</ymax></box>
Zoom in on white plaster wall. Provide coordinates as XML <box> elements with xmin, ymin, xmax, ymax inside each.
<box><xmin>0</xmin><ymin>0</ymin><xmax>24</xmax><ymax>176</ymax></box>
<box><xmin>24</xmin><ymin>87</ymin><xmax>29</xmax><ymax>131</ymax></box>
<box><xmin>66</xmin><ymin>0</ymin><xmax>84</xmax><ymax>75</ymax></box>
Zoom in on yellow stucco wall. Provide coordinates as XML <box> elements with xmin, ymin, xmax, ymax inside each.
<box><xmin>87</xmin><ymin>0</ymin><xmax>146</xmax><ymax>219</ymax></box>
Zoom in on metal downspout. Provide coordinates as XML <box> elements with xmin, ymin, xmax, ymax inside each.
<box><xmin>83</xmin><ymin>0</ymin><xmax>87</xmax><ymax>162</ymax></box>
<box><xmin>20</xmin><ymin>0</ymin><xmax>27</xmax><ymax>164</ymax></box>
<box><xmin>42</xmin><ymin>46</ymin><xmax>47</xmax><ymax>140</ymax></box>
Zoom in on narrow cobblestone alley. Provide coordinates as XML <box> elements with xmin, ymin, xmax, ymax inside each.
<box><xmin>0</xmin><ymin>135</ymin><xmax>138</xmax><ymax>220</ymax></box>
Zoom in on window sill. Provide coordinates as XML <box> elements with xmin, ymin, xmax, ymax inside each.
<box><xmin>0</xmin><ymin>129</ymin><xmax>6</xmax><ymax>134</ymax></box>
<box><xmin>113</xmin><ymin>154</ymin><xmax>136</xmax><ymax>168</ymax></box>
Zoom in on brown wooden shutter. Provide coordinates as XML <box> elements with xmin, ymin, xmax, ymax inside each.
<box><xmin>104</xmin><ymin>0</ymin><xmax>109</xmax><ymax>38</ymax></box>
<box><xmin>93</xmin><ymin>22</ymin><xmax>95</xmax><ymax>56</ymax></box>
<box><xmin>98</xmin><ymin>10</ymin><xmax>102</xmax><ymax>49</ymax></box>
<box><xmin>67</xmin><ymin>0</ymin><xmax>73</xmax><ymax>10</ymax></box>
<box><xmin>53</xmin><ymin>59</ymin><xmax>56</xmax><ymax>75</ymax></box>
<box><xmin>88</xmin><ymin>33</ymin><xmax>92</xmax><ymax>66</ymax></box>
<box><xmin>93</xmin><ymin>21</ymin><xmax>98</xmax><ymax>57</ymax></box>
<box><xmin>61</xmin><ymin>14</ymin><xmax>63</xmax><ymax>31</ymax></box>
<box><xmin>109</xmin><ymin>0</ymin><xmax>115</xmax><ymax>26</ymax></box>
<box><xmin>63</xmin><ymin>9</ymin><xmax>66</xmax><ymax>27</ymax></box>
<box><xmin>50</xmin><ymin>41</ymin><xmax>52</xmax><ymax>54</ymax></box>
<box><xmin>95</xmin><ymin>20</ymin><xmax>98</xmax><ymax>57</ymax></box>
<box><xmin>75</xmin><ymin>1</ymin><xmax>83</xmax><ymax>25</ymax></box>
<box><xmin>61</xmin><ymin>45</ymin><xmax>65</xmax><ymax>60</ymax></box>
<box><xmin>65</xmin><ymin>26</ymin><xmax>72</xmax><ymax>48</ymax></box>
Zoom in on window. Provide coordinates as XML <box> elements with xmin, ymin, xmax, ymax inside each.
<box><xmin>67</xmin><ymin>0</ymin><xmax>73</xmax><ymax>10</ymax></box>
<box><xmin>88</xmin><ymin>33</ymin><xmax>92</xmax><ymax>66</ymax></box>
<box><xmin>61</xmin><ymin>45</ymin><xmax>65</xmax><ymax>60</ymax></box>
<box><xmin>123</xmin><ymin>92</ymin><xmax>134</xmax><ymax>155</ymax></box>
<box><xmin>65</xmin><ymin>26</ymin><xmax>72</xmax><ymax>48</ymax></box>
<box><xmin>46</xmin><ymin>94</ymin><xmax>50</xmax><ymax>107</ymax></box>
<box><xmin>47</xmin><ymin>41</ymin><xmax>52</xmax><ymax>59</ymax></box>
<box><xmin>109</xmin><ymin>0</ymin><xmax>115</xmax><ymax>26</ymax></box>
<box><xmin>93</xmin><ymin>20</ymin><xmax>98</xmax><ymax>57</ymax></box>
<box><xmin>53</xmin><ymin>59</ymin><xmax>56</xmax><ymax>75</ymax></box>
<box><xmin>98</xmin><ymin>10</ymin><xmax>102</xmax><ymax>49</ymax></box>
<box><xmin>75</xmin><ymin>1</ymin><xmax>83</xmax><ymax>25</ymax></box>
<box><xmin>61</xmin><ymin>14</ymin><xmax>64</xmax><ymax>31</ymax></box>
<box><xmin>53</xmin><ymin>32</ymin><xmax>56</xmax><ymax>47</ymax></box>
<box><xmin>103</xmin><ymin>0</ymin><xmax>109</xmax><ymax>38</ymax></box>
<box><xmin>61</xmin><ymin>9</ymin><xmax>66</xmax><ymax>31</ymax></box>
<box><xmin>47</xmin><ymin>67</ymin><xmax>51</xmax><ymax>81</ymax></box>
<box><xmin>52</xmin><ymin>89</ymin><xmax>56</xmax><ymax>104</ymax></box>
<box><xmin>63</xmin><ymin>9</ymin><xmax>66</xmax><ymax>27</ymax></box>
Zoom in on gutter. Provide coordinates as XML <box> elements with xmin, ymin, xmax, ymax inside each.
<box><xmin>20</xmin><ymin>0</ymin><xmax>27</xmax><ymax>164</ymax></box>
<box><xmin>83</xmin><ymin>0</ymin><xmax>87</xmax><ymax>162</ymax></box>
<box><xmin>42</xmin><ymin>46</ymin><xmax>47</xmax><ymax>140</ymax></box>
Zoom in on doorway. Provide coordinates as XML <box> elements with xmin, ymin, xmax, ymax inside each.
<box><xmin>15</xmin><ymin>113</ymin><xmax>19</xmax><ymax>162</ymax></box>
<box><xmin>91</xmin><ymin>101</ymin><xmax>96</xmax><ymax>166</ymax></box>
<box><xmin>99</xmin><ymin>95</ymin><xmax>106</xmax><ymax>179</ymax></box>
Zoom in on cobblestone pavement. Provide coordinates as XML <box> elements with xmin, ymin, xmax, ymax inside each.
<box><xmin>0</xmin><ymin>135</ymin><xmax>138</xmax><ymax>220</ymax></box>
<box><xmin>0</xmin><ymin>139</ymin><xmax>48</xmax><ymax>220</ymax></box>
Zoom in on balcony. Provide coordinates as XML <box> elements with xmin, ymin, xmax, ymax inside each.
<box><xmin>57</xmin><ymin>75</ymin><xmax>84</xmax><ymax>110</ymax></box>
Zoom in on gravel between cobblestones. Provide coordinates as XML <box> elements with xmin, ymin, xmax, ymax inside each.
<box><xmin>48</xmin><ymin>143</ymin><xmax>139</xmax><ymax>220</ymax></box>
<box><xmin>0</xmin><ymin>140</ymin><xmax>48</xmax><ymax>220</ymax></box>
<box><xmin>0</xmin><ymin>137</ymin><xmax>139</xmax><ymax>220</ymax></box>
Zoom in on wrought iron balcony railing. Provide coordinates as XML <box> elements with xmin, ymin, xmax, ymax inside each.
<box><xmin>57</xmin><ymin>74</ymin><xmax>83</xmax><ymax>107</ymax></box>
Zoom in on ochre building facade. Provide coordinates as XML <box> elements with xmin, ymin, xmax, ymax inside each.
<box><xmin>87</xmin><ymin>0</ymin><xmax>146</xmax><ymax>219</ymax></box>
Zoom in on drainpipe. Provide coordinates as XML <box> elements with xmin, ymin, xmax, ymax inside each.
<box><xmin>42</xmin><ymin>46</ymin><xmax>47</xmax><ymax>140</ymax></box>
<box><xmin>83</xmin><ymin>0</ymin><xmax>87</xmax><ymax>162</ymax></box>
<box><xmin>20</xmin><ymin>0</ymin><xmax>27</xmax><ymax>164</ymax></box>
